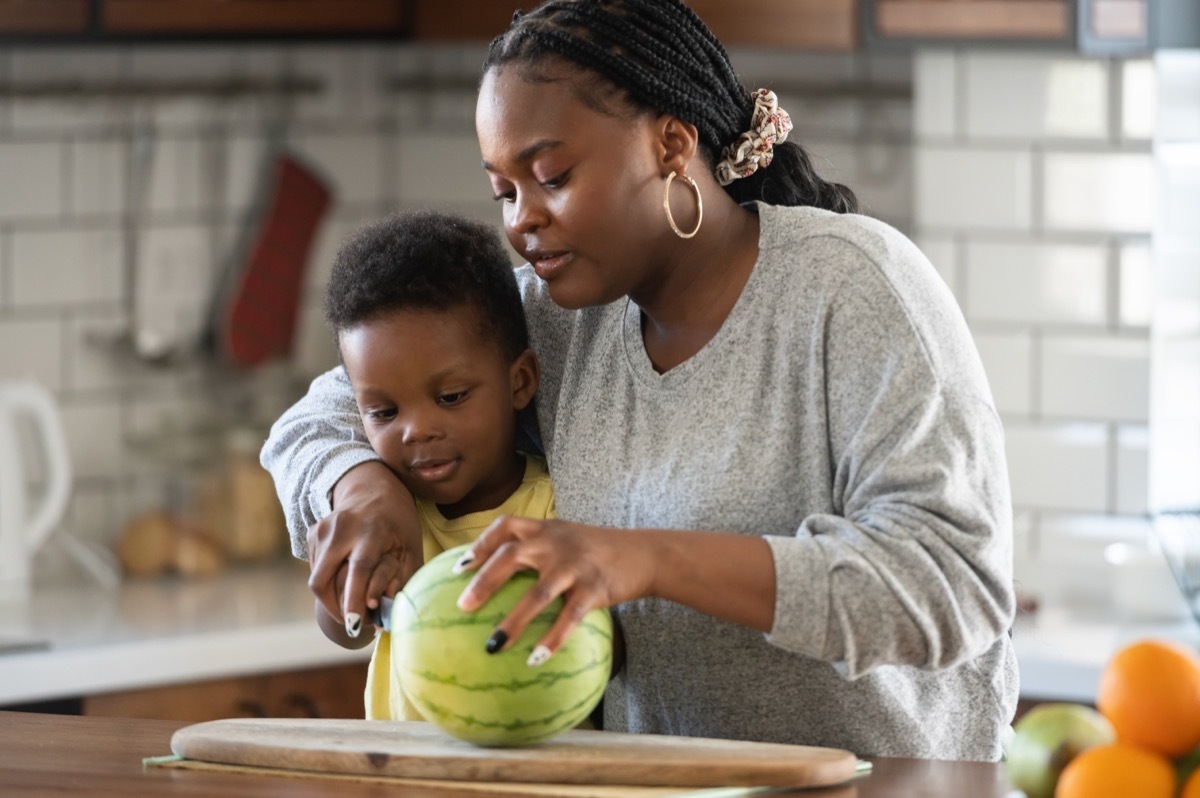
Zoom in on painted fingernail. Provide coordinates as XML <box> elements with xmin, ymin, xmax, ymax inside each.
<box><xmin>526</xmin><ymin>645</ymin><xmax>552</xmax><ymax>668</ymax></box>
<box><xmin>345</xmin><ymin>613</ymin><xmax>361</xmax><ymax>638</ymax></box>
<box><xmin>451</xmin><ymin>551</ymin><xmax>475</xmax><ymax>574</ymax></box>
<box><xmin>486</xmin><ymin>629</ymin><xmax>508</xmax><ymax>654</ymax></box>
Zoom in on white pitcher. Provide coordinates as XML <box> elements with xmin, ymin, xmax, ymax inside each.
<box><xmin>0</xmin><ymin>380</ymin><xmax>72</xmax><ymax>603</ymax></box>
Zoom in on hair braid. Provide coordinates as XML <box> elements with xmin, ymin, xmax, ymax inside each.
<box><xmin>484</xmin><ymin>0</ymin><xmax>858</xmax><ymax>213</ymax></box>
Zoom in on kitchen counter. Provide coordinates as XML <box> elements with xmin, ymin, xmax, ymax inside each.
<box><xmin>0</xmin><ymin>711</ymin><xmax>1016</xmax><ymax>797</ymax></box>
<box><xmin>1012</xmin><ymin>604</ymin><xmax>1200</xmax><ymax>703</ymax></box>
<box><xmin>0</xmin><ymin>559</ymin><xmax>370</xmax><ymax>706</ymax></box>
<box><xmin>2</xmin><ymin>555</ymin><xmax>1196</xmax><ymax>708</ymax></box>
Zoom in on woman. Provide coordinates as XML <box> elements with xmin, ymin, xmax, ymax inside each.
<box><xmin>263</xmin><ymin>0</ymin><xmax>1018</xmax><ymax>760</ymax></box>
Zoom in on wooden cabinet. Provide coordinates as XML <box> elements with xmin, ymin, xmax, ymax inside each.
<box><xmin>407</xmin><ymin>0</ymin><xmax>861</xmax><ymax>50</ymax></box>
<box><xmin>689</xmin><ymin>0</ymin><xmax>860</xmax><ymax>51</ymax></box>
<box><xmin>0</xmin><ymin>0</ymin><xmax>89</xmax><ymax>34</ymax></box>
<box><xmin>0</xmin><ymin>0</ymin><xmax>409</xmax><ymax>40</ymax></box>
<box><xmin>101</xmin><ymin>0</ymin><xmax>408</xmax><ymax>36</ymax></box>
<box><xmin>409</xmin><ymin>0</ymin><xmax>536</xmax><ymax>41</ymax></box>
<box><xmin>868</xmin><ymin>0</ymin><xmax>1072</xmax><ymax>43</ymax></box>
<box><xmin>83</xmin><ymin>662</ymin><xmax>368</xmax><ymax>723</ymax></box>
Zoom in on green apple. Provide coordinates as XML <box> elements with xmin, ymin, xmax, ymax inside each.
<box><xmin>1004</xmin><ymin>703</ymin><xmax>1116</xmax><ymax>798</ymax></box>
<box><xmin>1176</xmin><ymin>743</ymin><xmax>1200</xmax><ymax>787</ymax></box>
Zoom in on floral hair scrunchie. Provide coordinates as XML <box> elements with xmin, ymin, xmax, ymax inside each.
<box><xmin>714</xmin><ymin>88</ymin><xmax>794</xmax><ymax>186</ymax></box>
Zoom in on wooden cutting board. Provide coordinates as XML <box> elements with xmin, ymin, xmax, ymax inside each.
<box><xmin>171</xmin><ymin>718</ymin><xmax>858</xmax><ymax>789</ymax></box>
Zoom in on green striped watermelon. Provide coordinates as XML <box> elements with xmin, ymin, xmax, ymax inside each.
<box><xmin>391</xmin><ymin>544</ymin><xmax>612</xmax><ymax>747</ymax></box>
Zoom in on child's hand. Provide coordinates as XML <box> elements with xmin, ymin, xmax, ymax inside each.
<box><xmin>307</xmin><ymin>461</ymin><xmax>424</xmax><ymax>638</ymax></box>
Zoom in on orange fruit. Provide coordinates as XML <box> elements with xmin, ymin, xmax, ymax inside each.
<box><xmin>1095</xmin><ymin>638</ymin><xmax>1200</xmax><ymax>757</ymax></box>
<box><xmin>1185</xmin><ymin>767</ymin><xmax>1200</xmax><ymax>798</ymax></box>
<box><xmin>1055</xmin><ymin>743</ymin><xmax>1174</xmax><ymax>798</ymax></box>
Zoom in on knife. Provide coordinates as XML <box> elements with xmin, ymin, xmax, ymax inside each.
<box><xmin>367</xmin><ymin>595</ymin><xmax>395</xmax><ymax>632</ymax></box>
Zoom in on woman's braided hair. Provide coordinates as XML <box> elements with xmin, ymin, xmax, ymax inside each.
<box><xmin>483</xmin><ymin>0</ymin><xmax>858</xmax><ymax>213</ymax></box>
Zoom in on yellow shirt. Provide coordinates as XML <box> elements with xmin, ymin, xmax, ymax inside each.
<box><xmin>365</xmin><ymin>453</ymin><xmax>555</xmax><ymax>721</ymax></box>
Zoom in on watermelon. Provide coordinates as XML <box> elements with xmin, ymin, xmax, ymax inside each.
<box><xmin>391</xmin><ymin>544</ymin><xmax>613</xmax><ymax>747</ymax></box>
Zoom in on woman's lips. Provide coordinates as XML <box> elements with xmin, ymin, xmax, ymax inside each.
<box><xmin>532</xmin><ymin>251</ymin><xmax>572</xmax><ymax>280</ymax></box>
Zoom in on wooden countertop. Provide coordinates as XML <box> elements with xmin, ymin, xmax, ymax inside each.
<box><xmin>0</xmin><ymin>711</ymin><xmax>1017</xmax><ymax>797</ymax></box>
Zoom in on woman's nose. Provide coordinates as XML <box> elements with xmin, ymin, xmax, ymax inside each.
<box><xmin>507</xmin><ymin>192</ymin><xmax>549</xmax><ymax>234</ymax></box>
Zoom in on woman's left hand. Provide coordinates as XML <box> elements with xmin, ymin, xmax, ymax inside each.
<box><xmin>453</xmin><ymin>516</ymin><xmax>652</xmax><ymax>664</ymax></box>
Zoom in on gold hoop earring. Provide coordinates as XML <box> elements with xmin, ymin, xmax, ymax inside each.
<box><xmin>663</xmin><ymin>171</ymin><xmax>703</xmax><ymax>239</ymax></box>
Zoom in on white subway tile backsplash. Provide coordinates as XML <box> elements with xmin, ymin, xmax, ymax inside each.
<box><xmin>10</xmin><ymin>49</ymin><xmax>126</xmax><ymax>131</ymax></box>
<box><xmin>972</xmin><ymin>331</ymin><xmax>1033</xmax><ymax>416</ymax></box>
<box><xmin>133</xmin><ymin>224</ymin><xmax>213</xmax><ymax>357</ymax></box>
<box><xmin>396</xmin><ymin>133</ymin><xmax>490</xmax><ymax>205</ymax></box>
<box><xmin>1149</xmin><ymin>417</ymin><xmax>1200</xmax><ymax>511</ymax></box>
<box><xmin>71</xmin><ymin>139</ymin><xmax>125</xmax><ymax>218</ymax></box>
<box><xmin>11</xmin><ymin>229</ymin><xmax>123</xmax><ymax>308</ymax></box>
<box><xmin>1152</xmin><ymin>337</ymin><xmax>1200</xmax><ymax>423</ymax></box>
<box><xmin>1036</xmin><ymin>513</ymin><xmax>1150</xmax><ymax>607</ymax></box>
<box><xmin>66</xmin><ymin>311</ymin><xmax>136</xmax><ymax>393</ymax></box>
<box><xmin>914</xmin><ymin>50</ymin><xmax>957</xmax><ymax>139</ymax></box>
<box><xmin>292</xmin><ymin>298</ymin><xmax>338</xmax><ymax>378</ymax></box>
<box><xmin>1012</xmin><ymin>510</ymin><xmax>1037</xmax><ymax>591</ymax></box>
<box><xmin>144</xmin><ymin>137</ymin><xmax>207</xmax><ymax>215</ymax></box>
<box><xmin>1158</xmin><ymin>143</ymin><xmax>1200</xmax><ymax>237</ymax></box>
<box><xmin>0</xmin><ymin>318</ymin><xmax>63</xmax><ymax>389</ymax></box>
<box><xmin>1121</xmin><ymin>59</ymin><xmax>1157</xmax><ymax>141</ymax></box>
<box><xmin>1118</xmin><ymin>241</ymin><xmax>1154</xmax><ymax>328</ymax></box>
<box><xmin>1004</xmin><ymin>422</ymin><xmax>1109</xmax><ymax>512</ymax></box>
<box><xmin>964</xmin><ymin>53</ymin><xmax>1108</xmax><ymax>141</ymax></box>
<box><xmin>964</xmin><ymin>242</ymin><xmax>1107</xmax><ymax>325</ymax></box>
<box><xmin>291</xmin><ymin>46</ymin><xmax>359</xmax><ymax>125</ymax></box>
<box><xmin>60</xmin><ymin>398</ymin><xmax>124</xmax><ymax>481</ymax></box>
<box><xmin>129</xmin><ymin>48</ymin><xmax>241</xmax><ymax>129</ymax></box>
<box><xmin>1155</xmin><ymin>239</ymin><xmax>1200</xmax><ymax>337</ymax></box>
<box><xmin>0</xmin><ymin>142</ymin><xmax>64</xmax><ymax>220</ymax></box>
<box><xmin>913</xmin><ymin>235</ymin><xmax>959</xmax><ymax>298</ymax></box>
<box><xmin>222</xmin><ymin>134</ymin><xmax>269</xmax><ymax>215</ymax></box>
<box><xmin>1156</xmin><ymin>51</ymin><xmax>1200</xmax><ymax>142</ymax></box>
<box><xmin>810</xmin><ymin>139</ymin><xmax>913</xmax><ymax>229</ymax></box>
<box><xmin>1116</xmin><ymin>425</ymin><xmax>1149</xmax><ymax>515</ymax></box>
<box><xmin>915</xmin><ymin>147</ymin><xmax>1033</xmax><ymax>230</ymax></box>
<box><xmin>306</xmin><ymin>216</ymin><xmax>359</xmax><ymax>296</ymax></box>
<box><xmin>1042</xmin><ymin>151</ymin><xmax>1156</xmax><ymax>233</ymax></box>
<box><xmin>293</xmin><ymin>132</ymin><xmax>385</xmax><ymax>206</ymax></box>
<box><xmin>1041</xmin><ymin>336</ymin><xmax>1150</xmax><ymax>422</ymax></box>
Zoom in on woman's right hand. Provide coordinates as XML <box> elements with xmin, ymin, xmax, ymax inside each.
<box><xmin>306</xmin><ymin>460</ymin><xmax>424</xmax><ymax>637</ymax></box>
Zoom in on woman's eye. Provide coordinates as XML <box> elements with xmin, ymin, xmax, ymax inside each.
<box><xmin>541</xmin><ymin>171</ymin><xmax>569</xmax><ymax>189</ymax></box>
<box><xmin>438</xmin><ymin>391</ymin><xmax>468</xmax><ymax>406</ymax></box>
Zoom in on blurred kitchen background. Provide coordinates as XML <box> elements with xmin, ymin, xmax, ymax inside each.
<box><xmin>0</xmin><ymin>0</ymin><xmax>1198</xmax><ymax>717</ymax></box>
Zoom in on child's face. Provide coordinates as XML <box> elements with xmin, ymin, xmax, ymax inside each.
<box><xmin>339</xmin><ymin>303</ymin><xmax>537</xmax><ymax>518</ymax></box>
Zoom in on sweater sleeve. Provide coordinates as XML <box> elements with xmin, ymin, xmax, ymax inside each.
<box><xmin>260</xmin><ymin>366</ymin><xmax>379</xmax><ymax>558</ymax></box>
<box><xmin>763</xmin><ymin>230</ymin><xmax>1015</xmax><ymax>679</ymax></box>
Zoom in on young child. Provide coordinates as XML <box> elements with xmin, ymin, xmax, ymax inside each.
<box><xmin>317</xmin><ymin>209</ymin><xmax>552</xmax><ymax>721</ymax></box>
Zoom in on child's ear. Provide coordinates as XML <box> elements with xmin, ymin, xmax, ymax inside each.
<box><xmin>510</xmin><ymin>348</ymin><xmax>540</xmax><ymax>411</ymax></box>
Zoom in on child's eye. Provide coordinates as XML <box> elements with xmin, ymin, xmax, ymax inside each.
<box><xmin>437</xmin><ymin>390</ymin><xmax>468</xmax><ymax>406</ymax></box>
<box><xmin>365</xmin><ymin>407</ymin><xmax>396</xmax><ymax>421</ymax></box>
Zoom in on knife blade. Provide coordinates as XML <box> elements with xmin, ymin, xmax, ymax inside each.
<box><xmin>367</xmin><ymin>595</ymin><xmax>394</xmax><ymax>632</ymax></box>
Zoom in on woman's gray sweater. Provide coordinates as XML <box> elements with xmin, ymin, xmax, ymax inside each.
<box><xmin>262</xmin><ymin>202</ymin><xmax>1019</xmax><ymax>760</ymax></box>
